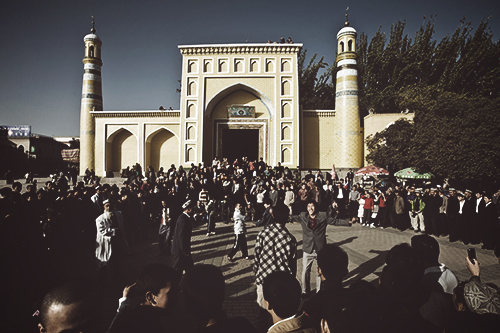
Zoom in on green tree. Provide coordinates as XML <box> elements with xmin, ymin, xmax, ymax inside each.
<box><xmin>410</xmin><ymin>91</ymin><xmax>500</xmax><ymax>189</ymax></box>
<box><xmin>365</xmin><ymin>118</ymin><xmax>415</xmax><ymax>173</ymax></box>
<box><xmin>298</xmin><ymin>49</ymin><xmax>336</xmax><ymax>109</ymax></box>
<box><xmin>358</xmin><ymin>16</ymin><xmax>500</xmax><ymax>117</ymax></box>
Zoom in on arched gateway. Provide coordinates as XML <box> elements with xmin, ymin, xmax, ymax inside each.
<box><xmin>205</xmin><ymin>83</ymin><xmax>273</xmax><ymax>164</ymax></box>
<box><xmin>178</xmin><ymin>43</ymin><xmax>302</xmax><ymax>167</ymax></box>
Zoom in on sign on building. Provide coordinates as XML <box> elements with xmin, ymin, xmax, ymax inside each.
<box><xmin>0</xmin><ymin>125</ymin><xmax>31</xmax><ymax>137</ymax></box>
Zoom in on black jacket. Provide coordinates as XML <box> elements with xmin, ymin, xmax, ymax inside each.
<box><xmin>172</xmin><ymin>212</ymin><xmax>192</xmax><ymax>255</ymax></box>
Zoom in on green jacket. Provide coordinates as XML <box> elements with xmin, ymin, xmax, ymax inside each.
<box><xmin>412</xmin><ymin>197</ymin><xmax>425</xmax><ymax>212</ymax></box>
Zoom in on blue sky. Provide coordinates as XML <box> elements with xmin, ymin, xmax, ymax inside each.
<box><xmin>1</xmin><ymin>0</ymin><xmax>499</xmax><ymax>136</ymax></box>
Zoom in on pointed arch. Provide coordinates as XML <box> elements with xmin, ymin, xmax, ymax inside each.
<box><xmin>188</xmin><ymin>81</ymin><xmax>197</xmax><ymax>96</ymax></box>
<box><xmin>186</xmin><ymin>125</ymin><xmax>196</xmax><ymax>140</ymax></box>
<box><xmin>205</xmin><ymin>83</ymin><xmax>274</xmax><ymax>119</ymax></box>
<box><xmin>266</xmin><ymin>60</ymin><xmax>274</xmax><ymax>72</ymax></box>
<box><xmin>188</xmin><ymin>60</ymin><xmax>197</xmax><ymax>73</ymax></box>
<box><xmin>107</xmin><ymin>126</ymin><xmax>139</xmax><ymax>142</ymax></box>
<box><xmin>145</xmin><ymin>127</ymin><xmax>179</xmax><ymax>172</ymax></box>
<box><xmin>281</xmin><ymin>147</ymin><xmax>291</xmax><ymax>164</ymax></box>
<box><xmin>106</xmin><ymin>128</ymin><xmax>138</xmax><ymax>174</ymax></box>
<box><xmin>204</xmin><ymin>60</ymin><xmax>212</xmax><ymax>73</ymax></box>
<box><xmin>281</xmin><ymin>80</ymin><xmax>291</xmax><ymax>96</ymax></box>
<box><xmin>250</xmin><ymin>60</ymin><xmax>258</xmax><ymax>72</ymax></box>
<box><xmin>281</xmin><ymin>125</ymin><xmax>291</xmax><ymax>141</ymax></box>
<box><xmin>234</xmin><ymin>59</ymin><xmax>243</xmax><ymax>72</ymax></box>
<box><xmin>186</xmin><ymin>147</ymin><xmax>196</xmax><ymax>162</ymax></box>
<box><xmin>281</xmin><ymin>60</ymin><xmax>291</xmax><ymax>72</ymax></box>
<box><xmin>281</xmin><ymin>102</ymin><xmax>291</xmax><ymax>118</ymax></box>
<box><xmin>187</xmin><ymin>103</ymin><xmax>196</xmax><ymax>118</ymax></box>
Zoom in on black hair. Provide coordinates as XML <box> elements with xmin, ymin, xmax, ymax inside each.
<box><xmin>39</xmin><ymin>277</ymin><xmax>98</xmax><ymax>328</ymax></box>
<box><xmin>262</xmin><ymin>271</ymin><xmax>301</xmax><ymax>319</ymax></box>
<box><xmin>453</xmin><ymin>281</ymin><xmax>470</xmax><ymax>312</ymax></box>
<box><xmin>324</xmin><ymin>280</ymin><xmax>378</xmax><ymax>333</ymax></box>
<box><xmin>264</xmin><ymin>197</ymin><xmax>273</xmax><ymax>205</ymax></box>
<box><xmin>182</xmin><ymin>264</ymin><xmax>225</xmax><ymax>321</ymax></box>
<box><xmin>0</xmin><ymin>187</ymin><xmax>12</xmax><ymax>197</ymax></box>
<box><xmin>271</xmin><ymin>203</ymin><xmax>290</xmax><ymax>225</ymax></box>
<box><xmin>411</xmin><ymin>234</ymin><xmax>440</xmax><ymax>265</ymax></box>
<box><xmin>317</xmin><ymin>244</ymin><xmax>349</xmax><ymax>282</ymax></box>
<box><xmin>306</xmin><ymin>200</ymin><xmax>318</xmax><ymax>213</ymax></box>
<box><xmin>133</xmin><ymin>263</ymin><xmax>179</xmax><ymax>301</ymax></box>
<box><xmin>381</xmin><ymin>243</ymin><xmax>425</xmax><ymax>303</ymax></box>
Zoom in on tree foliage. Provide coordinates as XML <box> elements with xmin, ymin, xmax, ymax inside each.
<box><xmin>298</xmin><ymin>49</ymin><xmax>336</xmax><ymax>109</ymax></box>
<box><xmin>357</xmin><ymin>16</ymin><xmax>500</xmax><ymax>117</ymax></box>
<box><xmin>361</xmin><ymin>16</ymin><xmax>500</xmax><ymax>189</ymax></box>
<box><xmin>411</xmin><ymin>91</ymin><xmax>500</xmax><ymax>188</ymax></box>
<box><xmin>367</xmin><ymin>88</ymin><xmax>500</xmax><ymax>189</ymax></box>
<box><xmin>365</xmin><ymin>118</ymin><xmax>415</xmax><ymax>173</ymax></box>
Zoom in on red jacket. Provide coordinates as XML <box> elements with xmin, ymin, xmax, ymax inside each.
<box><xmin>379</xmin><ymin>197</ymin><xmax>386</xmax><ymax>208</ymax></box>
<box><xmin>363</xmin><ymin>198</ymin><xmax>374</xmax><ymax>210</ymax></box>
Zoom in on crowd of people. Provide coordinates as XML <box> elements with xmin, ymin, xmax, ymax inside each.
<box><xmin>1</xmin><ymin>156</ymin><xmax>500</xmax><ymax>332</ymax></box>
<box><xmin>33</xmin><ymin>233</ymin><xmax>500</xmax><ymax>333</ymax></box>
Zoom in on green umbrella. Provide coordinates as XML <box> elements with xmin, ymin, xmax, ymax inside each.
<box><xmin>394</xmin><ymin>167</ymin><xmax>434</xmax><ymax>179</ymax></box>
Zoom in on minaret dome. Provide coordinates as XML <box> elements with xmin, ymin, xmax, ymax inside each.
<box><xmin>337</xmin><ymin>26</ymin><xmax>357</xmax><ymax>58</ymax></box>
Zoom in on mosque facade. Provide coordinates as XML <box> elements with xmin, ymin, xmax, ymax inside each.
<box><xmin>79</xmin><ymin>19</ymin><xmax>408</xmax><ymax>177</ymax></box>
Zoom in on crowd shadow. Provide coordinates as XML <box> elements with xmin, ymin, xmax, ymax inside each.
<box><xmin>192</xmin><ymin>232</ymin><xmax>259</xmax><ymax>255</ymax></box>
<box><xmin>333</xmin><ymin>236</ymin><xmax>358</xmax><ymax>247</ymax></box>
<box><xmin>343</xmin><ymin>249</ymin><xmax>389</xmax><ymax>287</ymax></box>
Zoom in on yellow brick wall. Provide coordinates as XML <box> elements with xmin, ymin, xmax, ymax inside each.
<box><xmin>302</xmin><ymin>113</ymin><xmax>338</xmax><ymax>170</ymax></box>
<box><xmin>94</xmin><ymin>115</ymin><xmax>180</xmax><ymax>176</ymax></box>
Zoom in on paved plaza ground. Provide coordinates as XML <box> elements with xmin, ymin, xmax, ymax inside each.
<box><xmin>97</xmin><ymin>218</ymin><xmax>500</xmax><ymax>332</ymax></box>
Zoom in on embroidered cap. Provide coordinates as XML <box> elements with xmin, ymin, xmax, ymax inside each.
<box><xmin>182</xmin><ymin>200</ymin><xmax>194</xmax><ymax>209</ymax></box>
<box><xmin>464</xmin><ymin>280</ymin><xmax>500</xmax><ymax>315</ymax></box>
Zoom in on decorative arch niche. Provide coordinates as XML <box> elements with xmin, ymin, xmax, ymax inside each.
<box><xmin>106</xmin><ymin>128</ymin><xmax>137</xmax><ymax>174</ymax></box>
<box><xmin>281</xmin><ymin>126</ymin><xmax>291</xmax><ymax>141</ymax></box>
<box><xmin>281</xmin><ymin>148</ymin><xmax>291</xmax><ymax>164</ymax></box>
<box><xmin>145</xmin><ymin>128</ymin><xmax>179</xmax><ymax>172</ymax></box>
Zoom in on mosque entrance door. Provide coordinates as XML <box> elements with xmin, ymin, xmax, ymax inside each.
<box><xmin>221</xmin><ymin>129</ymin><xmax>259</xmax><ymax>162</ymax></box>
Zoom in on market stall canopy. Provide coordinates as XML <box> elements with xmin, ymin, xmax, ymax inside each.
<box><xmin>355</xmin><ymin>165</ymin><xmax>389</xmax><ymax>176</ymax></box>
<box><xmin>394</xmin><ymin>167</ymin><xmax>433</xmax><ymax>179</ymax></box>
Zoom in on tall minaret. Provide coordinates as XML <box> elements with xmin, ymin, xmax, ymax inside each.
<box><xmin>80</xmin><ymin>17</ymin><xmax>103</xmax><ymax>175</ymax></box>
<box><xmin>334</xmin><ymin>8</ymin><xmax>362</xmax><ymax>169</ymax></box>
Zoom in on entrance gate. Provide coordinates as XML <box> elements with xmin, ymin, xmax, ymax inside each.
<box><xmin>221</xmin><ymin>129</ymin><xmax>259</xmax><ymax>162</ymax></box>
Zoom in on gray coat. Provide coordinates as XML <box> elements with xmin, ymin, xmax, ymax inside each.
<box><xmin>291</xmin><ymin>212</ymin><xmax>333</xmax><ymax>254</ymax></box>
